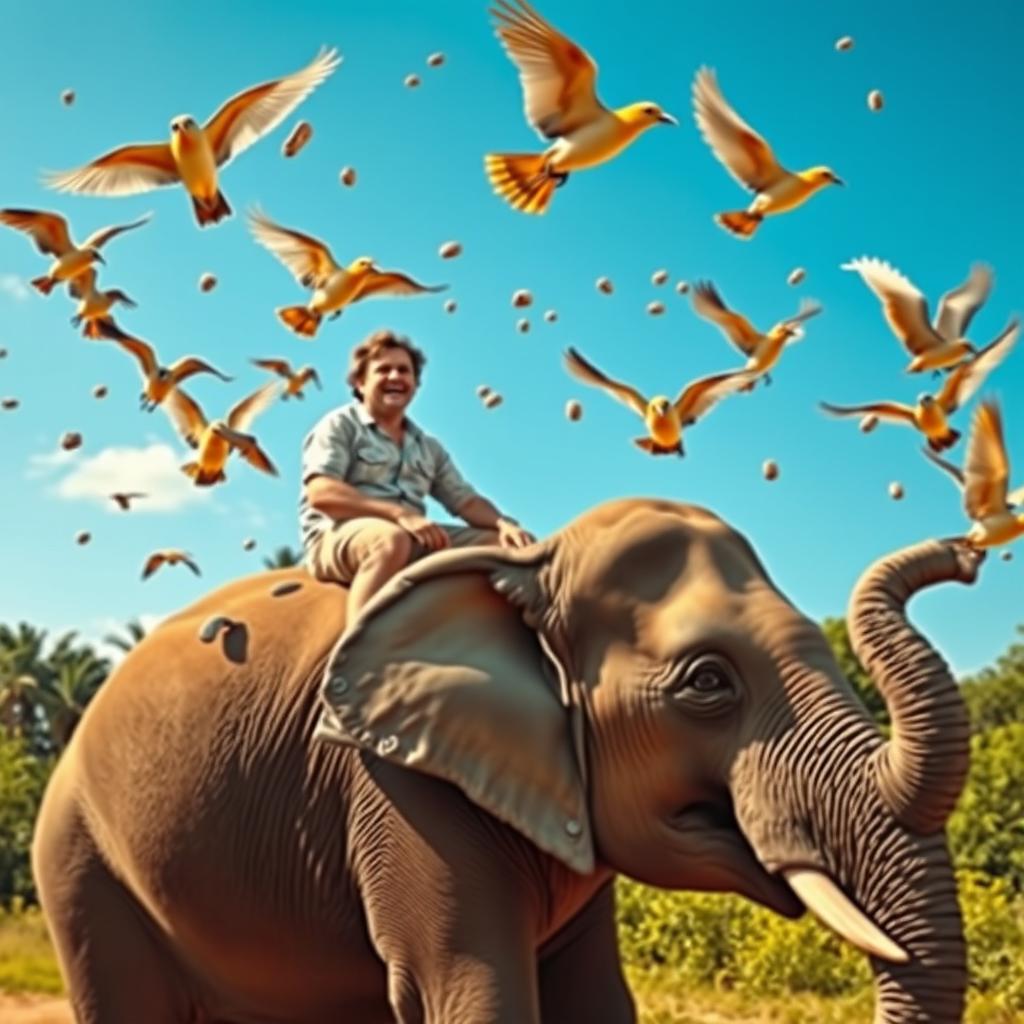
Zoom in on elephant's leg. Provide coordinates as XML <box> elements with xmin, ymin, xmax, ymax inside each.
<box><xmin>538</xmin><ymin>881</ymin><xmax>636</xmax><ymax>1023</ymax></box>
<box><xmin>357</xmin><ymin>763</ymin><xmax>544</xmax><ymax>1024</ymax></box>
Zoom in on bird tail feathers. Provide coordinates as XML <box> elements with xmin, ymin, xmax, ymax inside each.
<box><xmin>278</xmin><ymin>305</ymin><xmax>321</xmax><ymax>338</ymax></box>
<box><xmin>928</xmin><ymin>428</ymin><xmax>961</xmax><ymax>453</ymax></box>
<box><xmin>83</xmin><ymin>317</ymin><xmax>116</xmax><ymax>340</ymax></box>
<box><xmin>182</xmin><ymin>461</ymin><xmax>225</xmax><ymax>486</ymax></box>
<box><xmin>31</xmin><ymin>276</ymin><xmax>55</xmax><ymax>295</ymax></box>
<box><xmin>192</xmin><ymin>191</ymin><xmax>232</xmax><ymax>228</ymax></box>
<box><xmin>485</xmin><ymin>153</ymin><xmax>557</xmax><ymax>215</ymax></box>
<box><xmin>715</xmin><ymin>210</ymin><xmax>763</xmax><ymax>238</ymax></box>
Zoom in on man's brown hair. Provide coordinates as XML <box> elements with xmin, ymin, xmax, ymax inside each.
<box><xmin>346</xmin><ymin>329</ymin><xmax>427</xmax><ymax>400</ymax></box>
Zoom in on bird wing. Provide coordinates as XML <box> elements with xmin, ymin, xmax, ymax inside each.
<box><xmin>563</xmin><ymin>347</ymin><xmax>647</xmax><ymax>418</ymax></box>
<box><xmin>226</xmin><ymin>381</ymin><xmax>279</xmax><ymax>431</ymax></box>
<box><xmin>81</xmin><ymin>213</ymin><xmax>152</xmax><ymax>251</ymax></box>
<box><xmin>923</xmin><ymin>447</ymin><xmax>966</xmax><ymax>489</ymax></box>
<box><xmin>141</xmin><ymin>553</ymin><xmax>167</xmax><ymax>579</ymax></box>
<box><xmin>961</xmin><ymin>400</ymin><xmax>1010</xmax><ymax>519</ymax></box>
<box><xmin>248</xmin><ymin>210</ymin><xmax>338</xmax><ymax>286</ymax></box>
<box><xmin>67</xmin><ymin>266</ymin><xmax>98</xmax><ymax>300</ymax></box>
<box><xmin>204</xmin><ymin>48</ymin><xmax>341</xmax><ymax>167</ymax></box>
<box><xmin>167</xmin><ymin>357</ymin><xmax>233</xmax><ymax>385</ymax></box>
<box><xmin>1008</xmin><ymin>484</ymin><xmax>1024</xmax><ymax>508</ymax></box>
<box><xmin>180</xmin><ymin>553</ymin><xmax>202</xmax><ymax>576</ymax></box>
<box><xmin>109</xmin><ymin>332</ymin><xmax>158</xmax><ymax>377</ymax></box>
<box><xmin>692</xmin><ymin>68</ymin><xmax>784</xmax><ymax>193</ymax></box>
<box><xmin>490</xmin><ymin>0</ymin><xmax>604</xmax><ymax>140</ymax></box>
<box><xmin>218</xmin><ymin>425</ymin><xmax>279</xmax><ymax>476</ymax></box>
<box><xmin>251</xmin><ymin>357</ymin><xmax>294</xmax><ymax>378</ymax></box>
<box><xmin>0</xmin><ymin>209</ymin><xmax>73</xmax><ymax>255</ymax></box>
<box><xmin>819</xmin><ymin>400</ymin><xmax>916</xmax><ymax>424</ymax></box>
<box><xmin>690</xmin><ymin>281</ymin><xmax>761</xmax><ymax>354</ymax></box>
<box><xmin>934</xmin><ymin>263</ymin><xmax>993</xmax><ymax>341</ymax></box>
<box><xmin>164</xmin><ymin>388</ymin><xmax>208</xmax><ymax>447</ymax></box>
<box><xmin>304</xmin><ymin>367</ymin><xmax>322</xmax><ymax>389</ymax></box>
<box><xmin>674</xmin><ymin>369</ymin><xmax>752</xmax><ymax>424</ymax></box>
<box><xmin>938</xmin><ymin>318</ymin><xmax>1019</xmax><ymax>414</ymax></box>
<box><xmin>45</xmin><ymin>143</ymin><xmax>180</xmax><ymax>196</ymax></box>
<box><xmin>842</xmin><ymin>257</ymin><xmax>944</xmax><ymax>356</ymax></box>
<box><xmin>356</xmin><ymin>270</ymin><xmax>447</xmax><ymax>300</ymax></box>
<box><xmin>785</xmin><ymin>298</ymin><xmax>824</xmax><ymax>328</ymax></box>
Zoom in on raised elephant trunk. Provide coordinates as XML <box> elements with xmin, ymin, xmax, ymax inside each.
<box><xmin>847</xmin><ymin>540</ymin><xmax>983</xmax><ymax>835</ymax></box>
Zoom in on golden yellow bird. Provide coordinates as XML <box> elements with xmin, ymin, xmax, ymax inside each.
<box><xmin>821</xmin><ymin>319</ymin><xmax>1018</xmax><ymax>452</ymax></box>
<box><xmin>250</xmin><ymin>358</ymin><xmax>322</xmax><ymax>399</ymax></box>
<box><xmin>164</xmin><ymin>382</ymin><xmax>279</xmax><ymax>486</ymax></box>
<box><xmin>98</xmin><ymin>323</ymin><xmax>234</xmax><ymax>410</ymax></box>
<box><xmin>925</xmin><ymin>399</ymin><xmax>1024</xmax><ymax>549</ymax></box>
<box><xmin>485</xmin><ymin>0</ymin><xmax>677</xmax><ymax>215</ymax></box>
<box><xmin>249</xmin><ymin>209</ymin><xmax>446</xmax><ymax>338</ymax></box>
<box><xmin>691</xmin><ymin>281</ymin><xmax>822</xmax><ymax>388</ymax></box>
<box><xmin>66</xmin><ymin>267</ymin><xmax>138</xmax><ymax>338</ymax></box>
<box><xmin>692</xmin><ymin>68</ymin><xmax>842</xmax><ymax>239</ymax></box>
<box><xmin>844</xmin><ymin>258</ymin><xmax>995</xmax><ymax>374</ymax></box>
<box><xmin>0</xmin><ymin>209</ymin><xmax>150</xmax><ymax>294</ymax></box>
<box><xmin>45</xmin><ymin>49</ymin><xmax>340</xmax><ymax>227</ymax></box>
<box><xmin>142</xmin><ymin>549</ymin><xmax>201</xmax><ymax>580</ymax></box>
<box><xmin>563</xmin><ymin>346</ymin><xmax>753</xmax><ymax>456</ymax></box>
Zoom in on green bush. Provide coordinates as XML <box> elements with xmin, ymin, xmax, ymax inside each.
<box><xmin>0</xmin><ymin>735</ymin><xmax>51</xmax><ymax>908</ymax></box>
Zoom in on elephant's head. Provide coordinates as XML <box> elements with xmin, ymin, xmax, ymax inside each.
<box><xmin>317</xmin><ymin>498</ymin><xmax>979</xmax><ymax>1023</ymax></box>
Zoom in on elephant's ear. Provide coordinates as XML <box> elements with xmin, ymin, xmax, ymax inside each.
<box><xmin>313</xmin><ymin>544</ymin><xmax>594</xmax><ymax>874</ymax></box>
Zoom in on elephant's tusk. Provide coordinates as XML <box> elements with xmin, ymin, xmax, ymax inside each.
<box><xmin>783</xmin><ymin>868</ymin><xmax>910</xmax><ymax>965</ymax></box>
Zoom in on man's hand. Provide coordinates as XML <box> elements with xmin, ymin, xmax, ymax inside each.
<box><xmin>496</xmin><ymin>517</ymin><xmax>535</xmax><ymax>549</ymax></box>
<box><xmin>395</xmin><ymin>512</ymin><xmax>451</xmax><ymax>551</ymax></box>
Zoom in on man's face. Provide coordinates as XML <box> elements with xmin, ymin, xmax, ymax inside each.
<box><xmin>360</xmin><ymin>347</ymin><xmax>418</xmax><ymax>417</ymax></box>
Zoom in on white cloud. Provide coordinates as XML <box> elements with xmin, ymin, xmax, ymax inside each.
<box><xmin>44</xmin><ymin>443</ymin><xmax>211</xmax><ymax>512</ymax></box>
<box><xmin>26</xmin><ymin>449</ymin><xmax>79</xmax><ymax>478</ymax></box>
<box><xmin>0</xmin><ymin>273</ymin><xmax>30</xmax><ymax>302</ymax></box>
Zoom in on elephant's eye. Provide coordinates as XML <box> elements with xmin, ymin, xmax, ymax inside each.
<box><xmin>671</xmin><ymin>654</ymin><xmax>739</xmax><ymax>715</ymax></box>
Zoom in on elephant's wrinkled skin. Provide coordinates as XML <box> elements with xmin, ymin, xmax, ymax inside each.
<box><xmin>32</xmin><ymin>498</ymin><xmax>978</xmax><ymax>1023</ymax></box>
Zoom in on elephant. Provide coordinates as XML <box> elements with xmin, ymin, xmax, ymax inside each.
<box><xmin>31</xmin><ymin>497</ymin><xmax>981</xmax><ymax>1023</ymax></box>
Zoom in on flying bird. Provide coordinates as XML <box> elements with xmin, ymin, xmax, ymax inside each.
<box><xmin>250</xmin><ymin>358</ymin><xmax>322</xmax><ymax>399</ymax></box>
<box><xmin>67</xmin><ymin>268</ymin><xmax>138</xmax><ymax>338</ymax></box>
<box><xmin>820</xmin><ymin>319</ymin><xmax>1019</xmax><ymax>452</ymax></box>
<box><xmin>249</xmin><ymin>210</ymin><xmax>446</xmax><ymax>337</ymax></box>
<box><xmin>142</xmin><ymin>549</ymin><xmax>201</xmax><ymax>580</ymax></box>
<box><xmin>691</xmin><ymin>281</ymin><xmax>822</xmax><ymax>388</ymax></box>
<box><xmin>692</xmin><ymin>68</ymin><xmax>842</xmax><ymax>239</ymax></box>
<box><xmin>45</xmin><ymin>49</ymin><xmax>340</xmax><ymax>227</ymax></box>
<box><xmin>0</xmin><ymin>209</ymin><xmax>150</xmax><ymax>294</ymax></box>
<box><xmin>485</xmin><ymin>0</ymin><xmax>677</xmax><ymax>215</ymax></box>
<box><xmin>98</xmin><ymin>323</ymin><xmax>233</xmax><ymax>410</ymax></box>
<box><xmin>925</xmin><ymin>399</ymin><xmax>1024</xmax><ymax>549</ymax></box>
<box><xmin>843</xmin><ymin>258</ymin><xmax>995</xmax><ymax>374</ymax></box>
<box><xmin>110</xmin><ymin>492</ymin><xmax>147</xmax><ymax>511</ymax></box>
<box><xmin>563</xmin><ymin>346</ymin><xmax>753</xmax><ymax>455</ymax></box>
<box><xmin>164</xmin><ymin>382</ymin><xmax>280</xmax><ymax>486</ymax></box>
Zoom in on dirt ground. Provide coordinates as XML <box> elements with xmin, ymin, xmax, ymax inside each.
<box><xmin>0</xmin><ymin>993</ymin><xmax>73</xmax><ymax>1023</ymax></box>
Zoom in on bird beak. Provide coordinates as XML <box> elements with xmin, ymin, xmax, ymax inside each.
<box><xmin>658</xmin><ymin>112</ymin><xmax>679</xmax><ymax>126</ymax></box>
<box><xmin>95</xmin><ymin>253</ymin><xmax>107</xmax><ymax>265</ymax></box>
<box><xmin>831</xmin><ymin>175</ymin><xmax>845</xmax><ymax>187</ymax></box>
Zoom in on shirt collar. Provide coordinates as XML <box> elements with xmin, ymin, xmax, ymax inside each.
<box><xmin>350</xmin><ymin>400</ymin><xmax>422</xmax><ymax>439</ymax></box>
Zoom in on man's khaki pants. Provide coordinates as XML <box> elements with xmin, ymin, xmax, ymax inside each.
<box><xmin>307</xmin><ymin>517</ymin><xmax>500</xmax><ymax>586</ymax></box>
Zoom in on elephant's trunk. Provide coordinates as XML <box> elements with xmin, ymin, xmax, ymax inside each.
<box><xmin>847</xmin><ymin>540</ymin><xmax>982</xmax><ymax>835</ymax></box>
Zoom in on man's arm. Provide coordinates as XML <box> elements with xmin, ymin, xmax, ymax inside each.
<box><xmin>455</xmin><ymin>494</ymin><xmax>535</xmax><ymax>548</ymax></box>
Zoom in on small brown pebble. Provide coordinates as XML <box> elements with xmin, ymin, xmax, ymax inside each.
<box><xmin>565</xmin><ymin>400</ymin><xmax>583</xmax><ymax>422</ymax></box>
<box><xmin>762</xmin><ymin>459</ymin><xmax>779</xmax><ymax>481</ymax></box>
<box><xmin>596</xmin><ymin>276</ymin><xmax>614</xmax><ymax>295</ymax></box>
<box><xmin>787</xmin><ymin>267</ymin><xmax>806</xmax><ymax>287</ymax></box>
<box><xmin>439</xmin><ymin>240</ymin><xmax>462</xmax><ymax>260</ymax></box>
<box><xmin>270</xmin><ymin>580</ymin><xmax>304</xmax><ymax>598</ymax></box>
<box><xmin>476</xmin><ymin>384</ymin><xmax>492</xmax><ymax>399</ymax></box>
<box><xmin>1001</xmin><ymin>550</ymin><xmax>1014</xmax><ymax>562</ymax></box>
<box><xmin>516</xmin><ymin>318</ymin><xmax>530</xmax><ymax>333</ymax></box>
<box><xmin>483</xmin><ymin>392</ymin><xmax>503</xmax><ymax>409</ymax></box>
<box><xmin>198</xmin><ymin>615</ymin><xmax>234</xmax><ymax>644</ymax></box>
<box><xmin>339</xmin><ymin>166</ymin><xmax>357</xmax><ymax>187</ymax></box>
<box><xmin>512</xmin><ymin>289</ymin><xmax>533</xmax><ymax>308</ymax></box>
<box><xmin>651</xmin><ymin>269</ymin><xmax>669</xmax><ymax>286</ymax></box>
<box><xmin>60</xmin><ymin>431</ymin><xmax>83</xmax><ymax>451</ymax></box>
<box><xmin>860</xmin><ymin>414</ymin><xmax>879</xmax><ymax>434</ymax></box>
<box><xmin>868</xmin><ymin>89</ymin><xmax>884</xmax><ymax>112</ymax></box>
<box><xmin>242</xmin><ymin>538</ymin><xmax>257</xmax><ymax>552</ymax></box>
<box><xmin>427</xmin><ymin>52</ymin><xmax>445</xmax><ymax>68</ymax></box>
<box><xmin>835</xmin><ymin>36</ymin><xmax>854</xmax><ymax>52</ymax></box>
<box><xmin>443</xmin><ymin>299</ymin><xmax>457</xmax><ymax>314</ymax></box>
<box><xmin>889</xmin><ymin>481</ymin><xmax>904</xmax><ymax>501</ymax></box>
<box><xmin>92</xmin><ymin>385</ymin><xmax>108</xmax><ymax>399</ymax></box>
<box><xmin>544</xmin><ymin>309</ymin><xmax>557</xmax><ymax>323</ymax></box>
<box><xmin>199</xmin><ymin>272</ymin><xmax>217</xmax><ymax>293</ymax></box>
<box><xmin>2</xmin><ymin>397</ymin><xmax>19</xmax><ymax>410</ymax></box>
<box><xmin>61</xmin><ymin>89</ymin><xmax>75</xmax><ymax>106</ymax></box>
<box><xmin>675</xmin><ymin>281</ymin><xmax>689</xmax><ymax>295</ymax></box>
<box><xmin>404</xmin><ymin>73</ymin><xmax>421</xmax><ymax>89</ymax></box>
<box><xmin>282</xmin><ymin>120</ymin><xmax>313</xmax><ymax>158</ymax></box>
<box><xmin>647</xmin><ymin>301</ymin><xmax>666</xmax><ymax>316</ymax></box>
<box><xmin>75</xmin><ymin>530</ymin><xmax>91</xmax><ymax>545</ymax></box>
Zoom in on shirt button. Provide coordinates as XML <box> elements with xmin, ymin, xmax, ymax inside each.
<box><xmin>565</xmin><ymin>819</ymin><xmax>583</xmax><ymax>838</ymax></box>
<box><xmin>377</xmin><ymin>735</ymin><xmax>399</xmax><ymax>756</ymax></box>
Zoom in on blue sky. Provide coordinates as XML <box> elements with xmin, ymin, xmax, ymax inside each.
<box><xmin>0</xmin><ymin>0</ymin><xmax>1021</xmax><ymax>673</ymax></box>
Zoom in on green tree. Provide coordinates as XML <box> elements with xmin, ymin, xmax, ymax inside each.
<box><xmin>0</xmin><ymin>731</ymin><xmax>50</xmax><ymax>906</ymax></box>
<box><xmin>263</xmin><ymin>545</ymin><xmax>303</xmax><ymax>570</ymax></box>
<box><xmin>960</xmin><ymin>626</ymin><xmax>1024</xmax><ymax>733</ymax></box>
<box><xmin>819</xmin><ymin>617</ymin><xmax>890</xmax><ymax>728</ymax></box>
<box><xmin>103</xmin><ymin>618</ymin><xmax>148</xmax><ymax>655</ymax></box>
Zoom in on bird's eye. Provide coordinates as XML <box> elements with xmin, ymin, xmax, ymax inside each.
<box><xmin>171</xmin><ymin>124</ymin><xmax>179</xmax><ymax>132</ymax></box>
<box><xmin>671</xmin><ymin>654</ymin><xmax>739</xmax><ymax>716</ymax></box>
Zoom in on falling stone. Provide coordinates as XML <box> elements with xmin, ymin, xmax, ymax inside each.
<box><xmin>270</xmin><ymin>580</ymin><xmax>304</xmax><ymax>598</ymax></box>
<box><xmin>444</xmin><ymin>299</ymin><xmax>457</xmax><ymax>314</ymax></box>
<box><xmin>647</xmin><ymin>301</ymin><xmax>666</xmax><ymax>316</ymax></box>
<box><xmin>889</xmin><ymin>481</ymin><xmax>904</xmax><ymax>501</ymax></box>
<box><xmin>483</xmin><ymin>392</ymin><xmax>503</xmax><ymax>409</ymax></box>
<box><xmin>199</xmin><ymin>272</ymin><xmax>217</xmax><ymax>293</ymax></box>
<box><xmin>339</xmin><ymin>166</ymin><xmax>357</xmax><ymax>187</ymax></box>
<box><xmin>439</xmin><ymin>240</ymin><xmax>462</xmax><ymax>259</ymax></box>
<box><xmin>476</xmin><ymin>384</ymin><xmax>492</xmax><ymax>399</ymax></box>
<box><xmin>675</xmin><ymin>281</ymin><xmax>689</xmax><ymax>295</ymax></box>
<box><xmin>512</xmin><ymin>289</ymin><xmax>533</xmax><ymax>308</ymax></box>
<box><xmin>544</xmin><ymin>309</ymin><xmax>557</xmax><ymax>323</ymax></box>
<box><xmin>60</xmin><ymin>431</ymin><xmax>83</xmax><ymax>451</ymax></box>
<box><xmin>763</xmin><ymin>459</ymin><xmax>779</xmax><ymax>481</ymax></box>
<box><xmin>596</xmin><ymin>276</ymin><xmax>614</xmax><ymax>295</ymax></box>
<box><xmin>868</xmin><ymin>90</ymin><xmax>884</xmax><ymax>112</ymax></box>
<box><xmin>282</xmin><ymin>120</ymin><xmax>313</xmax><ymax>158</ymax></box>
<box><xmin>61</xmin><ymin>89</ymin><xmax>75</xmax><ymax>106</ymax></box>
<box><xmin>404</xmin><ymin>73</ymin><xmax>421</xmax><ymax>89</ymax></box>
<box><xmin>565</xmin><ymin>400</ymin><xmax>583</xmax><ymax>422</ymax></box>
<box><xmin>427</xmin><ymin>52</ymin><xmax>445</xmax><ymax>68</ymax></box>
<box><xmin>787</xmin><ymin>267</ymin><xmax>806</xmax><ymax>287</ymax></box>
<box><xmin>0</xmin><ymin>348</ymin><xmax>7</xmax><ymax>358</ymax></box>
<box><xmin>242</xmin><ymin>538</ymin><xmax>257</xmax><ymax>552</ymax></box>
<box><xmin>1</xmin><ymin>397</ymin><xmax>19</xmax><ymax>410</ymax></box>
<box><xmin>835</xmin><ymin>36</ymin><xmax>854</xmax><ymax>52</ymax></box>
<box><xmin>75</xmin><ymin>530</ymin><xmax>91</xmax><ymax>545</ymax></box>
<box><xmin>1001</xmin><ymin>550</ymin><xmax>1013</xmax><ymax>562</ymax></box>
<box><xmin>516</xmin><ymin>318</ymin><xmax>530</xmax><ymax>333</ymax></box>
<box><xmin>92</xmin><ymin>385</ymin><xmax>108</xmax><ymax>399</ymax></box>
<box><xmin>651</xmin><ymin>269</ymin><xmax>669</xmax><ymax>286</ymax></box>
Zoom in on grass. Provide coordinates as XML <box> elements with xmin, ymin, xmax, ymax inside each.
<box><xmin>0</xmin><ymin>909</ymin><xmax>63</xmax><ymax>995</ymax></box>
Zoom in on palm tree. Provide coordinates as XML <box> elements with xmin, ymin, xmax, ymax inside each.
<box><xmin>263</xmin><ymin>545</ymin><xmax>303</xmax><ymax>570</ymax></box>
<box><xmin>104</xmin><ymin>618</ymin><xmax>148</xmax><ymax>654</ymax></box>
<box><xmin>0</xmin><ymin>624</ymin><xmax>49</xmax><ymax>744</ymax></box>
<box><xmin>34</xmin><ymin>639</ymin><xmax>109</xmax><ymax>752</ymax></box>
